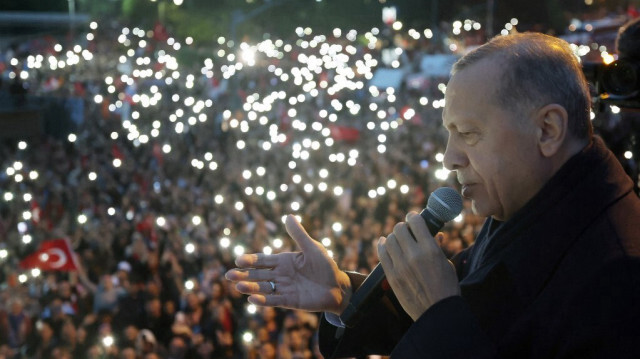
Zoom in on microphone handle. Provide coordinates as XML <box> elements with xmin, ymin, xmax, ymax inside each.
<box><xmin>340</xmin><ymin>208</ymin><xmax>444</xmax><ymax>328</ymax></box>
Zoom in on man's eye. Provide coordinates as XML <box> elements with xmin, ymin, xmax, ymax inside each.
<box><xmin>459</xmin><ymin>132</ymin><xmax>478</xmax><ymax>143</ymax></box>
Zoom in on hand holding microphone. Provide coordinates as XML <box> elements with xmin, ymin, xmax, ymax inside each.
<box><xmin>340</xmin><ymin>187</ymin><xmax>463</xmax><ymax>326</ymax></box>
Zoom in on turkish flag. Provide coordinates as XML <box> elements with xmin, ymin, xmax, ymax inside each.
<box><xmin>19</xmin><ymin>239</ymin><xmax>78</xmax><ymax>272</ymax></box>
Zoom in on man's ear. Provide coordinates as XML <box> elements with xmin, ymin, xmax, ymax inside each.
<box><xmin>535</xmin><ymin>104</ymin><xmax>569</xmax><ymax>158</ymax></box>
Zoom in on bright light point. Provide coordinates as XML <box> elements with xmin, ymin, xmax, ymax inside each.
<box><xmin>400</xmin><ymin>185</ymin><xmax>410</xmax><ymax>194</ymax></box>
<box><xmin>68</xmin><ymin>133</ymin><xmax>77</xmax><ymax>142</ymax></box>
<box><xmin>242</xmin><ymin>332</ymin><xmax>253</xmax><ymax>343</ymax></box>
<box><xmin>22</xmin><ymin>234</ymin><xmax>32</xmax><ymax>244</ymax></box>
<box><xmin>333</xmin><ymin>186</ymin><xmax>344</xmax><ymax>196</ymax></box>
<box><xmin>29</xmin><ymin>171</ymin><xmax>38</xmax><ymax>180</ymax></box>
<box><xmin>31</xmin><ymin>268</ymin><xmax>41</xmax><ymax>278</ymax></box>
<box><xmin>78</xmin><ymin>214</ymin><xmax>88</xmax><ymax>224</ymax></box>
<box><xmin>234</xmin><ymin>245</ymin><xmax>245</xmax><ymax>257</ymax></box>
<box><xmin>273</xmin><ymin>238</ymin><xmax>283</xmax><ymax>249</ymax></box>
<box><xmin>242</xmin><ymin>170</ymin><xmax>252</xmax><ymax>179</ymax></box>
<box><xmin>435</xmin><ymin>168</ymin><xmax>451</xmax><ymax>181</ymax></box>
<box><xmin>4</xmin><ymin>193</ymin><xmax>13</xmax><ymax>201</ymax></box>
<box><xmin>108</xmin><ymin>207</ymin><xmax>116</xmax><ymax>216</ymax></box>
<box><xmin>220</xmin><ymin>237</ymin><xmax>231</xmax><ymax>248</ymax></box>
<box><xmin>185</xmin><ymin>280</ymin><xmax>195</xmax><ymax>290</ymax></box>
<box><xmin>387</xmin><ymin>179</ymin><xmax>397</xmax><ymax>189</ymax></box>
<box><xmin>19</xmin><ymin>274</ymin><xmax>28</xmax><ymax>283</ymax></box>
<box><xmin>0</xmin><ymin>249</ymin><xmax>7</xmax><ymax>259</ymax></box>
<box><xmin>215</xmin><ymin>195</ymin><xmax>224</xmax><ymax>204</ymax></box>
<box><xmin>102</xmin><ymin>336</ymin><xmax>114</xmax><ymax>347</ymax></box>
<box><xmin>332</xmin><ymin>222</ymin><xmax>343</xmax><ymax>232</ymax></box>
<box><xmin>235</xmin><ymin>201</ymin><xmax>244</xmax><ymax>211</ymax></box>
<box><xmin>454</xmin><ymin>214</ymin><xmax>464</xmax><ymax>223</ymax></box>
<box><xmin>610</xmin><ymin>106</ymin><xmax>621</xmax><ymax>114</ymax></box>
<box><xmin>624</xmin><ymin>151</ymin><xmax>633</xmax><ymax>159</ymax></box>
<box><xmin>113</xmin><ymin>159</ymin><xmax>122</xmax><ymax>168</ymax></box>
<box><xmin>23</xmin><ymin>193</ymin><xmax>32</xmax><ymax>202</ymax></box>
<box><xmin>247</xmin><ymin>304</ymin><xmax>257</xmax><ymax>314</ymax></box>
<box><xmin>88</xmin><ymin>172</ymin><xmax>97</xmax><ymax>181</ymax></box>
<box><xmin>192</xmin><ymin>215</ymin><xmax>202</xmax><ymax>226</ymax></box>
<box><xmin>18</xmin><ymin>141</ymin><xmax>27</xmax><ymax>150</ymax></box>
<box><xmin>22</xmin><ymin>211</ymin><xmax>31</xmax><ymax>220</ymax></box>
<box><xmin>163</xmin><ymin>144</ymin><xmax>172</xmax><ymax>153</ymax></box>
<box><xmin>185</xmin><ymin>243</ymin><xmax>196</xmax><ymax>253</ymax></box>
<box><xmin>322</xmin><ymin>238</ymin><xmax>331</xmax><ymax>247</ymax></box>
<box><xmin>263</xmin><ymin>246</ymin><xmax>273</xmax><ymax>255</ymax></box>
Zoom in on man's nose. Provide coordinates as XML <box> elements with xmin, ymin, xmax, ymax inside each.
<box><xmin>443</xmin><ymin>140</ymin><xmax>468</xmax><ymax>171</ymax></box>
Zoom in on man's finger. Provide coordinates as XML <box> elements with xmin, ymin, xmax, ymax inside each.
<box><xmin>235</xmin><ymin>281</ymin><xmax>275</xmax><ymax>295</ymax></box>
<box><xmin>377</xmin><ymin>236</ymin><xmax>394</xmax><ymax>270</ymax></box>
<box><xmin>225</xmin><ymin>268</ymin><xmax>274</xmax><ymax>282</ymax></box>
<box><xmin>406</xmin><ymin>212</ymin><xmax>440</xmax><ymax>252</ymax></box>
<box><xmin>392</xmin><ymin>222</ymin><xmax>416</xmax><ymax>256</ymax></box>
<box><xmin>235</xmin><ymin>253</ymin><xmax>280</xmax><ymax>268</ymax></box>
<box><xmin>248</xmin><ymin>293</ymin><xmax>296</xmax><ymax>310</ymax></box>
<box><xmin>285</xmin><ymin>214</ymin><xmax>318</xmax><ymax>253</ymax></box>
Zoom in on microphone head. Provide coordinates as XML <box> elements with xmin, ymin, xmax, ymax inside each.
<box><xmin>427</xmin><ymin>187</ymin><xmax>463</xmax><ymax>222</ymax></box>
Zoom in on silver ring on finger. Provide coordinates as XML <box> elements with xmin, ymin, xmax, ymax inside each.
<box><xmin>268</xmin><ymin>280</ymin><xmax>276</xmax><ymax>294</ymax></box>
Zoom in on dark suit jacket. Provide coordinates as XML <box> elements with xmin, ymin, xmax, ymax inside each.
<box><xmin>319</xmin><ymin>137</ymin><xmax>640</xmax><ymax>358</ymax></box>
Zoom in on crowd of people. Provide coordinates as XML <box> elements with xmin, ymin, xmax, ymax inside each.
<box><xmin>0</xmin><ymin>10</ymin><xmax>637</xmax><ymax>359</ymax></box>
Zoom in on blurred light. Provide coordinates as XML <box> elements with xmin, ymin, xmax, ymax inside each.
<box><xmin>332</xmin><ymin>222</ymin><xmax>343</xmax><ymax>232</ymax></box>
<box><xmin>0</xmin><ymin>249</ymin><xmax>8</xmax><ymax>259</ymax></box>
<box><xmin>18</xmin><ymin>141</ymin><xmax>27</xmax><ymax>150</ymax></box>
<box><xmin>220</xmin><ymin>237</ymin><xmax>231</xmax><ymax>248</ymax></box>
<box><xmin>78</xmin><ymin>214</ymin><xmax>88</xmax><ymax>224</ymax></box>
<box><xmin>108</xmin><ymin>207</ymin><xmax>116</xmax><ymax>216</ymax></box>
<box><xmin>22</xmin><ymin>234</ymin><xmax>32</xmax><ymax>244</ymax></box>
<box><xmin>247</xmin><ymin>304</ymin><xmax>257</xmax><ymax>314</ymax></box>
<box><xmin>185</xmin><ymin>243</ymin><xmax>196</xmax><ymax>254</ymax></box>
<box><xmin>185</xmin><ymin>280</ymin><xmax>195</xmax><ymax>290</ymax></box>
<box><xmin>263</xmin><ymin>246</ymin><xmax>273</xmax><ymax>255</ymax></box>
<box><xmin>68</xmin><ymin>133</ymin><xmax>77</xmax><ymax>142</ymax></box>
<box><xmin>3</xmin><ymin>193</ymin><xmax>13</xmax><ymax>201</ymax></box>
<box><xmin>273</xmin><ymin>238</ymin><xmax>283</xmax><ymax>248</ymax></box>
<box><xmin>435</xmin><ymin>168</ymin><xmax>451</xmax><ymax>181</ymax></box>
<box><xmin>192</xmin><ymin>215</ymin><xmax>202</xmax><ymax>226</ymax></box>
<box><xmin>102</xmin><ymin>336</ymin><xmax>114</xmax><ymax>347</ymax></box>
<box><xmin>624</xmin><ymin>151</ymin><xmax>633</xmax><ymax>159</ymax></box>
<box><xmin>31</xmin><ymin>268</ymin><xmax>41</xmax><ymax>278</ymax></box>
<box><xmin>234</xmin><ymin>245</ymin><xmax>245</xmax><ymax>256</ymax></box>
<box><xmin>321</xmin><ymin>238</ymin><xmax>331</xmax><ymax>247</ymax></box>
<box><xmin>400</xmin><ymin>185</ymin><xmax>410</xmax><ymax>194</ymax></box>
<box><xmin>242</xmin><ymin>332</ymin><xmax>253</xmax><ymax>343</ymax></box>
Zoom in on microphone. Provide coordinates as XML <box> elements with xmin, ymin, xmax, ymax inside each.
<box><xmin>339</xmin><ymin>187</ymin><xmax>463</xmax><ymax>328</ymax></box>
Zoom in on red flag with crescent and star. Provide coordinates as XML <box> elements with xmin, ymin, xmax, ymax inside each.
<box><xmin>19</xmin><ymin>238</ymin><xmax>78</xmax><ymax>272</ymax></box>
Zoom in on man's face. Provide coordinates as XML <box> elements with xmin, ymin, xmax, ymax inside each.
<box><xmin>443</xmin><ymin>58</ymin><xmax>545</xmax><ymax>221</ymax></box>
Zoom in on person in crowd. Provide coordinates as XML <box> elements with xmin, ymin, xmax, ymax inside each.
<box><xmin>226</xmin><ymin>32</ymin><xmax>640</xmax><ymax>358</ymax></box>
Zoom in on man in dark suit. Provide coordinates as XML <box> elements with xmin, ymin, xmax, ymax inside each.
<box><xmin>226</xmin><ymin>32</ymin><xmax>640</xmax><ymax>358</ymax></box>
